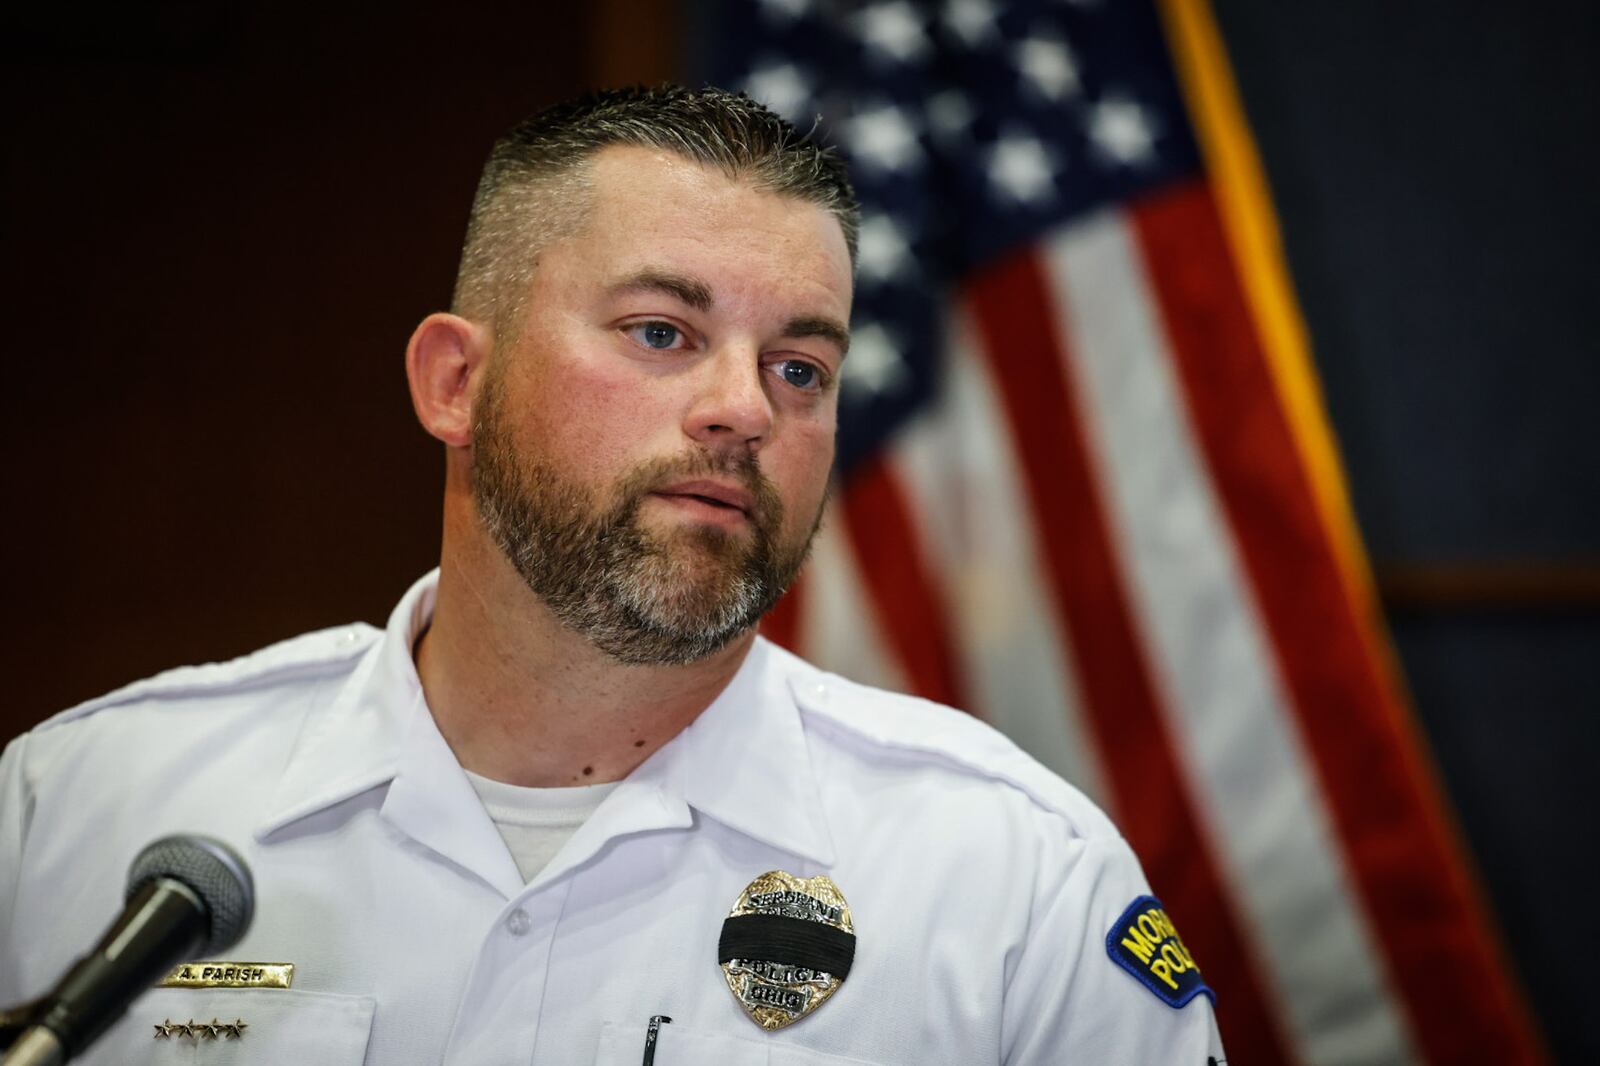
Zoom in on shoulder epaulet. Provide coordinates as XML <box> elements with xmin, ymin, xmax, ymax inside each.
<box><xmin>35</xmin><ymin>623</ymin><xmax>381</xmax><ymax>733</ymax></box>
<box><xmin>772</xmin><ymin>643</ymin><xmax>1119</xmax><ymax>840</ymax></box>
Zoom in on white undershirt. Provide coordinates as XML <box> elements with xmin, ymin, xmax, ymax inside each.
<box><xmin>463</xmin><ymin>770</ymin><xmax>620</xmax><ymax>883</ymax></box>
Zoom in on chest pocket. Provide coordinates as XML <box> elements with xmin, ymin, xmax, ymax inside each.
<box><xmin>593</xmin><ymin>1020</ymin><xmax>884</xmax><ymax>1066</ymax></box>
<box><xmin>74</xmin><ymin>988</ymin><xmax>374</xmax><ymax>1065</ymax></box>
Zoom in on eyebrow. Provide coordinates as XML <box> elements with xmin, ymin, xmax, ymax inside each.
<box><xmin>782</xmin><ymin>314</ymin><xmax>851</xmax><ymax>355</ymax></box>
<box><xmin>608</xmin><ymin>269</ymin><xmax>713</xmax><ymax>313</ymax></box>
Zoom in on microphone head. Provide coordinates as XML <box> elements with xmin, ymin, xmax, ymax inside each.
<box><xmin>126</xmin><ymin>835</ymin><xmax>255</xmax><ymax>955</ymax></box>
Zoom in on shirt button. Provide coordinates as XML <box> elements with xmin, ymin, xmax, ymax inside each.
<box><xmin>505</xmin><ymin>908</ymin><xmax>533</xmax><ymax>936</ymax></box>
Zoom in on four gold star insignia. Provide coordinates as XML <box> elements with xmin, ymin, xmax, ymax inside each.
<box><xmin>152</xmin><ymin>1017</ymin><xmax>247</xmax><ymax>1040</ymax></box>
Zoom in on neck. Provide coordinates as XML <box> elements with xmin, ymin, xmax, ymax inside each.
<box><xmin>414</xmin><ymin>514</ymin><xmax>754</xmax><ymax>788</ymax></box>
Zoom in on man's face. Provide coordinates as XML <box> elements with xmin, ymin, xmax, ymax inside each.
<box><xmin>470</xmin><ymin>146</ymin><xmax>853</xmax><ymax>665</ymax></box>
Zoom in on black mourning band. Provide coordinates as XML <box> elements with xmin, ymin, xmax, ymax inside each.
<box><xmin>718</xmin><ymin>914</ymin><xmax>856</xmax><ymax>979</ymax></box>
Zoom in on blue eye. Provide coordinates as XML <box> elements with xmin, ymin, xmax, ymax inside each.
<box><xmin>779</xmin><ymin>360</ymin><xmax>820</xmax><ymax>390</ymax></box>
<box><xmin>631</xmin><ymin>322</ymin><xmax>682</xmax><ymax>349</ymax></box>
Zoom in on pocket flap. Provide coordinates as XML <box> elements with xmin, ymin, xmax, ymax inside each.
<box><xmin>77</xmin><ymin>987</ymin><xmax>374</xmax><ymax>1065</ymax></box>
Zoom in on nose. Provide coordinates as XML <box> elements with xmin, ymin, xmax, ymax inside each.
<box><xmin>684</xmin><ymin>346</ymin><xmax>773</xmax><ymax>452</ymax></box>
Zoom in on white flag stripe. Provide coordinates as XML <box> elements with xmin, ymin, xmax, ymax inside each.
<box><xmin>888</xmin><ymin>312</ymin><xmax>1110</xmax><ymax>807</ymax></box>
<box><xmin>1043</xmin><ymin>213</ymin><xmax>1419</xmax><ymax>1065</ymax></box>
<box><xmin>801</xmin><ymin>515</ymin><xmax>912</xmax><ymax>696</ymax></box>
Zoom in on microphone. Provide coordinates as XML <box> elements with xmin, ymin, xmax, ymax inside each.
<box><xmin>1</xmin><ymin>835</ymin><xmax>254</xmax><ymax>1066</ymax></box>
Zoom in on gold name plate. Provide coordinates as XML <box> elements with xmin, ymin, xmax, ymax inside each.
<box><xmin>160</xmin><ymin>963</ymin><xmax>295</xmax><ymax>989</ymax></box>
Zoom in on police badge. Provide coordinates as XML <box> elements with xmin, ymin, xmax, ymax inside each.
<box><xmin>718</xmin><ymin>871</ymin><xmax>856</xmax><ymax>1031</ymax></box>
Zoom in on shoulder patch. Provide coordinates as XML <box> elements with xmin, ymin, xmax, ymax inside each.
<box><xmin>1106</xmin><ymin>895</ymin><xmax>1213</xmax><ymax>1008</ymax></box>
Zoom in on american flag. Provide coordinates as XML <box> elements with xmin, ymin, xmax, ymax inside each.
<box><xmin>706</xmin><ymin>0</ymin><xmax>1544</xmax><ymax>1061</ymax></box>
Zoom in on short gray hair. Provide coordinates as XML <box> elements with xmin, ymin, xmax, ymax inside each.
<box><xmin>451</xmin><ymin>85</ymin><xmax>859</xmax><ymax>338</ymax></box>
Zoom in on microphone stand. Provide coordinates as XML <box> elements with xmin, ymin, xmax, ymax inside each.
<box><xmin>0</xmin><ymin>1000</ymin><xmax>40</xmax><ymax>1049</ymax></box>
<box><xmin>0</xmin><ymin>1029</ymin><xmax>61</xmax><ymax>1066</ymax></box>
<box><xmin>0</xmin><ymin>1001</ymin><xmax>61</xmax><ymax>1066</ymax></box>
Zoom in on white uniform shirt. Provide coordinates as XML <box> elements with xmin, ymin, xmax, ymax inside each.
<box><xmin>0</xmin><ymin>572</ymin><xmax>1225</xmax><ymax>1064</ymax></box>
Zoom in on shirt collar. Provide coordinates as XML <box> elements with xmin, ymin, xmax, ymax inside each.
<box><xmin>256</xmin><ymin>570</ymin><xmax>836</xmax><ymax>870</ymax></box>
<box><xmin>255</xmin><ymin>570</ymin><xmax>439</xmax><ymax>839</ymax></box>
<box><xmin>631</xmin><ymin>636</ymin><xmax>836</xmax><ymax>868</ymax></box>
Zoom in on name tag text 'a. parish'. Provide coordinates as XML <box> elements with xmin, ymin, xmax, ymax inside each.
<box><xmin>160</xmin><ymin>963</ymin><xmax>294</xmax><ymax>989</ymax></box>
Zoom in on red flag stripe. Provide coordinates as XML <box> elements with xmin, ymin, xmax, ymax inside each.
<box><xmin>1041</xmin><ymin>204</ymin><xmax>1413</xmax><ymax>1060</ymax></box>
<box><xmin>838</xmin><ymin>456</ymin><xmax>972</xmax><ymax>711</ymax></box>
<box><xmin>1132</xmin><ymin>182</ymin><xmax>1545</xmax><ymax>1063</ymax></box>
<box><xmin>760</xmin><ymin>571</ymin><xmax>806</xmax><ymax>654</ymax></box>
<box><xmin>964</xmin><ymin>248</ymin><xmax>1296</xmax><ymax>1063</ymax></box>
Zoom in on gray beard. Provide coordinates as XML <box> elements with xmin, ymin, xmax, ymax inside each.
<box><xmin>470</xmin><ymin>376</ymin><xmax>818</xmax><ymax>665</ymax></box>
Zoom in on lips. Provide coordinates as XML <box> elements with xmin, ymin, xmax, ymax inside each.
<box><xmin>650</xmin><ymin>479</ymin><xmax>756</xmax><ymax>516</ymax></box>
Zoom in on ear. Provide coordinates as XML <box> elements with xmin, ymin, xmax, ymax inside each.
<box><xmin>406</xmin><ymin>312</ymin><xmax>490</xmax><ymax>448</ymax></box>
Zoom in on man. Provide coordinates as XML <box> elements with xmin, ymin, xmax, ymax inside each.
<box><xmin>0</xmin><ymin>87</ymin><xmax>1224</xmax><ymax>1064</ymax></box>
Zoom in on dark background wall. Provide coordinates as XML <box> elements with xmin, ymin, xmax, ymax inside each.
<box><xmin>3</xmin><ymin>1</ymin><xmax>1594</xmax><ymax>1058</ymax></box>
<box><xmin>1</xmin><ymin>4</ymin><xmax>652</xmax><ymax>717</ymax></box>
